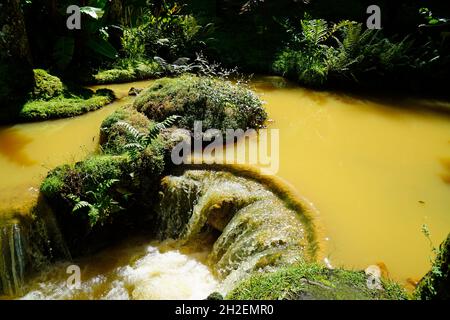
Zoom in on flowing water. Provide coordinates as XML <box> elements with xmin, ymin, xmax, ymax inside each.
<box><xmin>19</xmin><ymin>237</ymin><xmax>218</xmax><ymax>300</ymax></box>
<box><xmin>0</xmin><ymin>77</ymin><xmax>450</xmax><ymax>299</ymax></box>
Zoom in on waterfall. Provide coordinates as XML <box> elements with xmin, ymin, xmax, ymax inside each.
<box><xmin>0</xmin><ymin>221</ymin><xmax>26</xmax><ymax>297</ymax></box>
<box><xmin>0</xmin><ymin>196</ymin><xmax>71</xmax><ymax>297</ymax></box>
<box><xmin>157</xmin><ymin>168</ymin><xmax>319</xmax><ymax>293</ymax></box>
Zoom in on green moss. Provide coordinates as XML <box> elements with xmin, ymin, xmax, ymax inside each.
<box><xmin>133</xmin><ymin>75</ymin><xmax>267</xmax><ymax>132</ymax></box>
<box><xmin>93</xmin><ymin>60</ymin><xmax>162</xmax><ymax>84</ymax></box>
<box><xmin>227</xmin><ymin>262</ymin><xmax>408</xmax><ymax>300</ymax></box>
<box><xmin>0</xmin><ymin>69</ymin><xmax>115</xmax><ymax>123</ymax></box>
<box><xmin>40</xmin><ymin>168</ymin><xmax>68</xmax><ymax>198</ymax></box>
<box><xmin>20</xmin><ymin>90</ymin><xmax>114</xmax><ymax>121</ymax></box>
<box><xmin>32</xmin><ymin>69</ymin><xmax>64</xmax><ymax>100</ymax></box>
<box><xmin>40</xmin><ymin>145</ymin><xmax>167</xmax><ymax>255</ymax></box>
<box><xmin>41</xmin><ymin>156</ymin><xmax>127</xmax><ymax>199</ymax></box>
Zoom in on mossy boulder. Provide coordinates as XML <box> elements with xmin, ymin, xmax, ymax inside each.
<box><xmin>0</xmin><ymin>69</ymin><xmax>115</xmax><ymax>123</ymax></box>
<box><xmin>100</xmin><ymin>105</ymin><xmax>154</xmax><ymax>155</ymax></box>
<box><xmin>133</xmin><ymin>75</ymin><xmax>267</xmax><ymax>133</ymax></box>
<box><xmin>414</xmin><ymin>233</ymin><xmax>450</xmax><ymax>300</ymax></box>
<box><xmin>40</xmin><ymin>150</ymin><xmax>166</xmax><ymax>256</ymax></box>
<box><xmin>31</xmin><ymin>69</ymin><xmax>64</xmax><ymax>100</ymax></box>
<box><xmin>227</xmin><ymin>262</ymin><xmax>408</xmax><ymax>300</ymax></box>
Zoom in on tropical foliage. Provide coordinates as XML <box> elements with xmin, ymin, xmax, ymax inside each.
<box><xmin>273</xmin><ymin>16</ymin><xmax>442</xmax><ymax>87</ymax></box>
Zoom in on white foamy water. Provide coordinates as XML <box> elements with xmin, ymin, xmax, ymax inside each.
<box><xmin>20</xmin><ymin>245</ymin><xmax>219</xmax><ymax>300</ymax></box>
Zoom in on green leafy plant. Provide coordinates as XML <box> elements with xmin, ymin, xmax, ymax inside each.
<box><xmin>274</xmin><ymin>17</ymin><xmax>420</xmax><ymax>86</ymax></box>
<box><xmin>116</xmin><ymin>115</ymin><xmax>180</xmax><ymax>159</ymax></box>
<box><xmin>421</xmin><ymin>224</ymin><xmax>443</xmax><ymax>279</ymax></box>
<box><xmin>52</xmin><ymin>3</ymin><xmax>118</xmax><ymax>70</ymax></box>
<box><xmin>420</xmin><ymin>8</ymin><xmax>449</xmax><ymax>26</ymax></box>
<box><xmin>68</xmin><ymin>178</ymin><xmax>122</xmax><ymax>227</ymax></box>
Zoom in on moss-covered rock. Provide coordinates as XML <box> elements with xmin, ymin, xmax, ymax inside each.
<box><xmin>0</xmin><ymin>69</ymin><xmax>115</xmax><ymax>123</ymax></box>
<box><xmin>31</xmin><ymin>69</ymin><xmax>64</xmax><ymax>100</ymax></box>
<box><xmin>100</xmin><ymin>105</ymin><xmax>154</xmax><ymax>155</ymax></box>
<box><xmin>157</xmin><ymin>167</ymin><xmax>318</xmax><ymax>293</ymax></box>
<box><xmin>40</xmin><ymin>147</ymin><xmax>166</xmax><ymax>256</ymax></box>
<box><xmin>414</xmin><ymin>233</ymin><xmax>450</xmax><ymax>300</ymax></box>
<box><xmin>133</xmin><ymin>75</ymin><xmax>267</xmax><ymax>133</ymax></box>
<box><xmin>227</xmin><ymin>262</ymin><xmax>408</xmax><ymax>300</ymax></box>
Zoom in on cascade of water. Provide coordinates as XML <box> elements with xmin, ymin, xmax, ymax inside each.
<box><xmin>0</xmin><ymin>196</ymin><xmax>72</xmax><ymax>297</ymax></box>
<box><xmin>157</xmin><ymin>169</ymin><xmax>318</xmax><ymax>293</ymax></box>
<box><xmin>0</xmin><ymin>221</ymin><xmax>26</xmax><ymax>296</ymax></box>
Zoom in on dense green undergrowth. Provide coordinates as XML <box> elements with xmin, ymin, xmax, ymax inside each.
<box><xmin>273</xmin><ymin>17</ymin><xmax>449</xmax><ymax>91</ymax></box>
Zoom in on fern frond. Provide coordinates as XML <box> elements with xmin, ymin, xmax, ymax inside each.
<box><xmin>124</xmin><ymin>143</ymin><xmax>145</xmax><ymax>150</ymax></box>
<box><xmin>147</xmin><ymin>115</ymin><xmax>181</xmax><ymax>142</ymax></box>
<box><xmin>116</xmin><ymin>121</ymin><xmax>146</xmax><ymax>141</ymax></box>
<box><xmin>67</xmin><ymin>194</ymin><xmax>80</xmax><ymax>202</ymax></box>
<box><xmin>97</xmin><ymin>179</ymin><xmax>119</xmax><ymax>194</ymax></box>
<box><xmin>73</xmin><ymin>201</ymin><xmax>91</xmax><ymax>212</ymax></box>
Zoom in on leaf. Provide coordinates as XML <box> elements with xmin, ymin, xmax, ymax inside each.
<box><xmin>86</xmin><ymin>37</ymin><xmax>118</xmax><ymax>59</ymax></box>
<box><xmin>124</xmin><ymin>143</ymin><xmax>145</xmax><ymax>150</ymax></box>
<box><xmin>429</xmin><ymin>19</ymin><xmax>440</xmax><ymax>25</ymax></box>
<box><xmin>80</xmin><ymin>6</ymin><xmax>103</xmax><ymax>19</ymax></box>
<box><xmin>88</xmin><ymin>207</ymin><xmax>100</xmax><ymax>226</ymax></box>
<box><xmin>116</xmin><ymin>121</ymin><xmax>145</xmax><ymax>141</ymax></box>
<box><xmin>73</xmin><ymin>201</ymin><xmax>91</xmax><ymax>212</ymax></box>
<box><xmin>53</xmin><ymin>37</ymin><xmax>75</xmax><ymax>70</ymax></box>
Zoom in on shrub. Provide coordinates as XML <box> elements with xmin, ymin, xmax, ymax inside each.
<box><xmin>133</xmin><ymin>75</ymin><xmax>267</xmax><ymax>132</ymax></box>
<box><xmin>273</xmin><ymin>18</ymin><xmax>429</xmax><ymax>87</ymax></box>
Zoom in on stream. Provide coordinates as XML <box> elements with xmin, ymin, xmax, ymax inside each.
<box><xmin>0</xmin><ymin>76</ymin><xmax>449</xmax><ymax>299</ymax></box>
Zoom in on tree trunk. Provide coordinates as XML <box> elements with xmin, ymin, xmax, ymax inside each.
<box><xmin>0</xmin><ymin>0</ymin><xmax>34</xmax><ymax>110</ymax></box>
<box><xmin>105</xmin><ymin>0</ymin><xmax>124</xmax><ymax>24</ymax></box>
<box><xmin>0</xmin><ymin>0</ymin><xmax>32</xmax><ymax>63</ymax></box>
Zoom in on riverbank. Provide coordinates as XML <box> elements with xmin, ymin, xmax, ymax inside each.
<box><xmin>0</xmin><ymin>70</ymin><xmax>114</xmax><ymax>124</ymax></box>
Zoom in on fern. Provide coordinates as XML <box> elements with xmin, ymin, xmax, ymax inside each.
<box><xmin>116</xmin><ymin>121</ymin><xmax>145</xmax><ymax>141</ymax></box>
<box><xmin>68</xmin><ymin>178</ymin><xmax>122</xmax><ymax>227</ymax></box>
<box><xmin>118</xmin><ymin>115</ymin><xmax>180</xmax><ymax>159</ymax></box>
<box><xmin>73</xmin><ymin>201</ymin><xmax>92</xmax><ymax>212</ymax></box>
<box><xmin>301</xmin><ymin>19</ymin><xmax>328</xmax><ymax>47</ymax></box>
